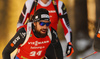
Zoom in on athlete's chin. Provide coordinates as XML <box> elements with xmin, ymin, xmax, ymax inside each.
<box><xmin>41</xmin><ymin>32</ymin><xmax>46</xmax><ymax>35</ymax></box>
<box><xmin>40</xmin><ymin>32</ymin><xmax>47</xmax><ymax>38</ymax></box>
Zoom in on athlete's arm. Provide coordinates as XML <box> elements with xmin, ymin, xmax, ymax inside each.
<box><xmin>48</xmin><ymin>27</ymin><xmax>63</xmax><ymax>59</ymax></box>
<box><xmin>58</xmin><ymin>1</ymin><xmax>74</xmax><ymax>57</ymax></box>
<box><xmin>2</xmin><ymin>28</ymin><xmax>26</xmax><ymax>59</ymax></box>
<box><xmin>17</xmin><ymin>0</ymin><xmax>34</xmax><ymax>28</ymax></box>
<box><xmin>58</xmin><ymin>1</ymin><xmax>72</xmax><ymax>43</ymax></box>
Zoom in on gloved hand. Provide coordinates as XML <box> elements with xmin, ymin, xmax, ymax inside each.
<box><xmin>66</xmin><ymin>42</ymin><xmax>74</xmax><ymax>57</ymax></box>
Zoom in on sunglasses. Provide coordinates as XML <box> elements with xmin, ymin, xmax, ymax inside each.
<box><xmin>39</xmin><ymin>22</ymin><xmax>51</xmax><ymax>26</ymax></box>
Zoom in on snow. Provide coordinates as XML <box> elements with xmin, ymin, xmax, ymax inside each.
<box><xmin>60</xmin><ymin>40</ymin><xmax>100</xmax><ymax>59</ymax></box>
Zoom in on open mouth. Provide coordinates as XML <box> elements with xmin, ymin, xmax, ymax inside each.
<box><xmin>41</xmin><ymin>30</ymin><xmax>47</xmax><ymax>34</ymax></box>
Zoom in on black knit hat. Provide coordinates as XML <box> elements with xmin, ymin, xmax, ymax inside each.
<box><xmin>32</xmin><ymin>8</ymin><xmax>50</xmax><ymax>22</ymax></box>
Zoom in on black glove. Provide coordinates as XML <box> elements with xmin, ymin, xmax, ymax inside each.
<box><xmin>66</xmin><ymin>42</ymin><xmax>74</xmax><ymax>57</ymax></box>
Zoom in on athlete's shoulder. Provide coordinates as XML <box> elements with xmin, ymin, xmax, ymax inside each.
<box><xmin>17</xmin><ymin>27</ymin><xmax>26</xmax><ymax>34</ymax></box>
<box><xmin>17</xmin><ymin>25</ymin><xmax>27</xmax><ymax>31</ymax></box>
<box><xmin>58</xmin><ymin>0</ymin><xmax>66</xmax><ymax>14</ymax></box>
<box><xmin>58</xmin><ymin>0</ymin><xmax>63</xmax><ymax>6</ymax></box>
<box><xmin>26</xmin><ymin>0</ymin><xmax>34</xmax><ymax>3</ymax></box>
<box><xmin>25</xmin><ymin>0</ymin><xmax>35</xmax><ymax>8</ymax></box>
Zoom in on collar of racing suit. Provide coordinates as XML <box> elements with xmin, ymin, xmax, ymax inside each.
<box><xmin>39</xmin><ymin>0</ymin><xmax>51</xmax><ymax>7</ymax></box>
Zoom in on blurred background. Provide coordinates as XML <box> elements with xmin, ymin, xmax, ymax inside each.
<box><xmin>0</xmin><ymin>0</ymin><xmax>100</xmax><ymax>59</ymax></box>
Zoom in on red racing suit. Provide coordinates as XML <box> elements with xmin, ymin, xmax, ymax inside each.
<box><xmin>17</xmin><ymin>0</ymin><xmax>72</xmax><ymax>43</ymax></box>
<box><xmin>16</xmin><ymin>23</ymin><xmax>51</xmax><ymax>59</ymax></box>
<box><xmin>2</xmin><ymin>22</ymin><xmax>54</xmax><ymax>59</ymax></box>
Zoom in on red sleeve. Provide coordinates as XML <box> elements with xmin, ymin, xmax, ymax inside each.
<box><xmin>17</xmin><ymin>0</ymin><xmax>35</xmax><ymax>28</ymax></box>
<box><xmin>58</xmin><ymin>1</ymin><xmax>72</xmax><ymax>42</ymax></box>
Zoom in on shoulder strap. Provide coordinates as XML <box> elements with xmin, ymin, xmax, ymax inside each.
<box><xmin>29</xmin><ymin>0</ymin><xmax>38</xmax><ymax>22</ymax></box>
<box><xmin>20</xmin><ymin>22</ymin><xmax>32</xmax><ymax>47</ymax></box>
<box><xmin>48</xmin><ymin>28</ymin><xmax>52</xmax><ymax>40</ymax></box>
<box><xmin>34</xmin><ymin>0</ymin><xmax>38</xmax><ymax>14</ymax></box>
<box><xmin>30</xmin><ymin>0</ymin><xmax>38</xmax><ymax>13</ymax></box>
<box><xmin>52</xmin><ymin>0</ymin><xmax>59</xmax><ymax>17</ymax></box>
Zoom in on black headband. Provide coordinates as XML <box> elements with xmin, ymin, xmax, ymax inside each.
<box><xmin>33</xmin><ymin>14</ymin><xmax>50</xmax><ymax>22</ymax></box>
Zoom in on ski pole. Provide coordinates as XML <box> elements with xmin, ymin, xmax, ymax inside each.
<box><xmin>80</xmin><ymin>51</ymin><xmax>97</xmax><ymax>59</ymax></box>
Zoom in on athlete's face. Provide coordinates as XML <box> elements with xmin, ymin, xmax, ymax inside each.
<box><xmin>33</xmin><ymin>20</ymin><xmax>50</xmax><ymax>37</ymax></box>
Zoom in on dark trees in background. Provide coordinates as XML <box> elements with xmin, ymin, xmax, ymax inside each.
<box><xmin>71</xmin><ymin>0</ymin><xmax>93</xmax><ymax>59</ymax></box>
<box><xmin>95</xmin><ymin>0</ymin><xmax>100</xmax><ymax>28</ymax></box>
